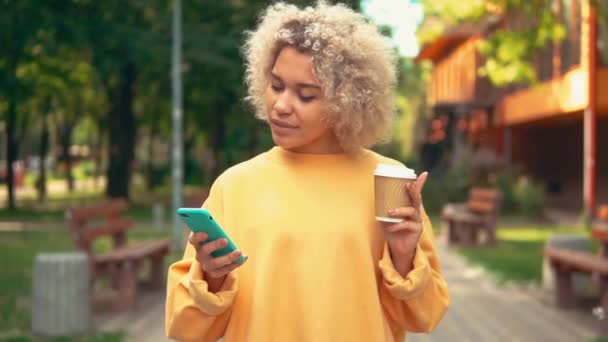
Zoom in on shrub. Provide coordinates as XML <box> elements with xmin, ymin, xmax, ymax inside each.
<box><xmin>513</xmin><ymin>176</ymin><xmax>545</xmax><ymax>217</ymax></box>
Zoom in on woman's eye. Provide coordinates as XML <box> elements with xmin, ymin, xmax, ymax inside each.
<box><xmin>299</xmin><ymin>95</ymin><xmax>315</xmax><ymax>103</ymax></box>
<box><xmin>271</xmin><ymin>84</ymin><xmax>283</xmax><ymax>92</ymax></box>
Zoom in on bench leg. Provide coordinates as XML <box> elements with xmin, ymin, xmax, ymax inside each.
<box><xmin>454</xmin><ymin>223</ymin><xmax>467</xmax><ymax>245</ymax></box>
<box><xmin>148</xmin><ymin>256</ymin><xmax>165</xmax><ymax>289</ymax></box>
<box><xmin>114</xmin><ymin>260</ymin><xmax>138</xmax><ymax>311</ymax></box>
<box><xmin>554</xmin><ymin>267</ymin><xmax>576</xmax><ymax>308</ymax></box>
<box><xmin>598</xmin><ymin>276</ymin><xmax>608</xmax><ymax>335</ymax></box>
<box><xmin>485</xmin><ymin>223</ymin><xmax>497</xmax><ymax>246</ymax></box>
<box><xmin>447</xmin><ymin>220</ymin><xmax>458</xmax><ymax>244</ymax></box>
<box><xmin>457</xmin><ymin>224</ymin><xmax>476</xmax><ymax>246</ymax></box>
<box><xmin>470</xmin><ymin>225</ymin><xmax>480</xmax><ymax>245</ymax></box>
<box><xmin>108</xmin><ymin>263</ymin><xmax>121</xmax><ymax>291</ymax></box>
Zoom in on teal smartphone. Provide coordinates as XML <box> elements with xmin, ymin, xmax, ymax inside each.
<box><xmin>177</xmin><ymin>208</ymin><xmax>246</xmax><ymax>263</ymax></box>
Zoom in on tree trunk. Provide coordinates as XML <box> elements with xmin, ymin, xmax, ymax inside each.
<box><xmin>106</xmin><ymin>62</ymin><xmax>137</xmax><ymax>199</ymax></box>
<box><xmin>63</xmin><ymin>132</ymin><xmax>75</xmax><ymax>192</ymax></box>
<box><xmin>211</xmin><ymin>105</ymin><xmax>226</xmax><ymax>179</ymax></box>
<box><xmin>146</xmin><ymin>123</ymin><xmax>158</xmax><ymax>191</ymax></box>
<box><xmin>183</xmin><ymin>135</ymin><xmax>195</xmax><ymax>185</ymax></box>
<box><xmin>6</xmin><ymin>97</ymin><xmax>17</xmax><ymax>210</ymax></box>
<box><xmin>37</xmin><ymin>98</ymin><xmax>51</xmax><ymax>202</ymax></box>
<box><xmin>94</xmin><ymin>122</ymin><xmax>105</xmax><ymax>191</ymax></box>
<box><xmin>58</xmin><ymin>120</ymin><xmax>76</xmax><ymax>193</ymax></box>
<box><xmin>4</xmin><ymin>46</ymin><xmax>20</xmax><ymax>210</ymax></box>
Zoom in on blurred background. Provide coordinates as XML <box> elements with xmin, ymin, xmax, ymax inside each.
<box><xmin>1</xmin><ymin>0</ymin><xmax>608</xmax><ymax>341</ymax></box>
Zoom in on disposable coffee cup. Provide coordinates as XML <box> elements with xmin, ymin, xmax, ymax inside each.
<box><xmin>374</xmin><ymin>163</ymin><xmax>417</xmax><ymax>223</ymax></box>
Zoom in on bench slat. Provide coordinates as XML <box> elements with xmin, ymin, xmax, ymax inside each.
<box><xmin>470</xmin><ymin>188</ymin><xmax>502</xmax><ymax>201</ymax></box>
<box><xmin>95</xmin><ymin>239</ymin><xmax>171</xmax><ymax>264</ymax></box>
<box><xmin>67</xmin><ymin>199</ymin><xmax>129</xmax><ymax>222</ymax></box>
<box><xmin>82</xmin><ymin>218</ymin><xmax>134</xmax><ymax>242</ymax></box>
<box><xmin>65</xmin><ymin>198</ymin><xmax>171</xmax><ymax>311</ymax></box>
<box><xmin>544</xmin><ymin>247</ymin><xmax>608</xmax><ymax>274</ymax></box>
<box><xmin>444</xmin><ymin>211</ymin><xmax>485</xmax><ymax>224</ymax></box>
<box><xmin>466</xmin><ymin>200</ymin><xmax>497</xmax><ymax>214</ymax></box>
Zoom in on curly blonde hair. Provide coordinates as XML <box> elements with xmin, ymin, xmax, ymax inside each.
<box><xmin>243</xmin><ymin>1</ymin><xmax>397</xmax><ymax>152</ymax></box>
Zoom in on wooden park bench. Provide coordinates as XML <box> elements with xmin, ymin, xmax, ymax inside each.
<box><xmin>543</xmin><ymin>248</ymin><xmax>608</xmax><ymax>307</ymax></box>
<box><xmin>543</xmin><ymin>204</ymin><xmax>608</xmax><ymax>333</ymax></box>
<box><xmin>65</xmin><ymin>198</ymin><xmax>171</xmax><ymax>311</ymax></box>
<box><xmin>441</xmin><ymin>187</ymin><xmax>502</xmax><ymax>246</ymax></box>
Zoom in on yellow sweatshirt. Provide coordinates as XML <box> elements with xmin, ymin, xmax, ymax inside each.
<box><xmin>166</xmin><ymin>146</ymin><xmax>449</xmax><ymax>342</ymax></box>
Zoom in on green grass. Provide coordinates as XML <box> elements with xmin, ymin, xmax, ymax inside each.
<box><xmin>0</xmin><ymin>332</ymin><xmax>125</xmax><ymax>342</ymax></box>
<box><xmin>0</xmin><ymin>201</ymin><xmax>169</xmax><ymax>223</ymax></box>
<box><xmin>456</xmin><ymin>225</ymin><xmax>592</xmax><ymax>284</ymax></box>
<box><xmin>0</xmin><ymin>208</ymin><xmax>65</xmax><ymax>223</ymax></box>
<box><xmin>0</xmin><ymin>227</ymin><xmax>180</xmax><ymax>340</ymax></box>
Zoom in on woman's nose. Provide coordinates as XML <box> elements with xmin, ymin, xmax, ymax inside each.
<box><xmin>274</xmin><ymin>91</ymin><xmax>293</xmax><ymax>115</ymax></box>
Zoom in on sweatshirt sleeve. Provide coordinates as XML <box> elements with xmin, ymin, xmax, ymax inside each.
<box><xmin>165</xmin><ymin>175</ymin><xmax>239</xmax><ymax>342</ymax></box>
<box><xmin>377</xmin><ymin>205</ymin><xmax>450</xmax><ymax>334</ymax></box>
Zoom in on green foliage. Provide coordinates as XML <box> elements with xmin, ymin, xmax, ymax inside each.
<box><xmin>422</xmin><ymin>160</ymin><xmax>546</xmax><ymax>217</ymax></box>
<box><xmin>494</xmin><ymin>166</ymin><xmax>545</xmax><ymax>217</ymax></box>
<box><xmin>513</xmin><ymin>176</ymin><xmax>545</xmax><ymax>217</ymax></box>
<box><xmin>494</xmin><ymin>166</ymin><xmax>521</xmax><ymax>212</ymax></box>
<box><xmin>420</xmin><ymin>0</ymin><xmax>487</xmax><ymax>29</ymax></box>
<box><xmin>422</xmin><ymin>166</ymin><xmax>474</xmax><ymax>214</ymax></box>
<box><xmin>599</xmin><ymin>2</ymin><xmax>608</xmax><ymax>65</ymax></box>
<box><xmin>0</xmin><ymin>0</ymin><xmax>374</xmax><ymax>203</ymax></box>
<box><xmin>478</xmin><ymin>5</ymin><xmax>566</xmax><ymax>85</ymax></box>
<box><xmin>73</xmin><ymin>161</ymin><xmax>97</xmax><ymax>180</ymax></box>
<box><xmin>418</xmin><ymin>0</ymin><xmax>571</xmax><ymax>86</ymax></box>
<box><xmin>477</xmin><ymin>30</ymin><xmax>539</xmax><ymax>85</ymax></box>
<box><xmin>393</xmin><ymin>58</ymin><xmax>432</xmax><ymax>160</ymax></box>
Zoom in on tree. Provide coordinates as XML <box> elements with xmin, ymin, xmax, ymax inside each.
<box><xmin>180</xmin><ymin>0</ymin><xmax>361</xmax><ymax>183</ymax></box>
<box><xmin>0</xmin><ymin>1</ymin><xmax>76</xmax><ymax>209</ymax></box>
<box><xmin>418</xmin><ymin>0</ymin><xmax>607</xmax><ymax>86</ymax></box>
<box><xmin>75</xmin><ymin>0</ymin><xmax>170</xmax><ymax>199</ymax></box>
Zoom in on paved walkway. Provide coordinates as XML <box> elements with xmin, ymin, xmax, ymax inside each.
<box><xmin>408</xmin><ymin>238</ymin><xmax>599</xmax><ymax>342</ymax></box>
<box><xmin>96</xmin><ymin>290</ymin><xmax>170</xmax><ymax>342</ymax></box>
<box><xmin>96</xmin><ymin>236</ymin><xmax>602</xmax><ymax>341</ymax></box>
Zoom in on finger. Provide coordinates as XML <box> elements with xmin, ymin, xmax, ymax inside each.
<box><xmin>388</xmin><ymin>206</ymin><xmax>418</xmax><ymax>220</ymax></box>
<box><xmin>201</xmin><ymin>238</ymin><xmax>229</xmax><ymax>256</ymax></box>
<box><xmin>206</xmin><ymin>258</ymin><xmax>247</xmax><ymax>279</ymax></box>
<box><xmin>189</xmin><ymin>232</ymin><xmax>209</xmax><ymax>247</ymax></box>
<box><xmin>384</xmin><ymin>221</ymin><xmax>421</xmax><ymax>234</ymax></box>
<box><xmin>207</xmin><ymin>250</ymin><xmax>243</xmax><ymax>270</ymax></box>
<box><xmin>407</xmin><ymin>172</ymin><xmax>428</xmax><ymax>209</ymax></box>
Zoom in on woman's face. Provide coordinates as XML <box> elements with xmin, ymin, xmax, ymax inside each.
<box><xmin>264</xmin><ymin>47</ymin><xmax>342</xmax><ymax>154</ymax></box>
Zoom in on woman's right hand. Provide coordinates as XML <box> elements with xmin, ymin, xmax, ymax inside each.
<box><xmin>189</xmin><ymin>232</ymin><xmax>247</xmax><ymax>292</ymax></box>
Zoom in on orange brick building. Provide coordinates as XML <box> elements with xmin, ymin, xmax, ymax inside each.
<box><xmin>416</xmin><ymin>0</ymin><xmax>607</xmax><ymax>215</ymax></box>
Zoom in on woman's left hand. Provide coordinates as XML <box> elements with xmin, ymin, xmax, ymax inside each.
<box><xmin>380</xmin><ymin>171</ymin><xmax>428</xmax><ymax>274</ymax></box>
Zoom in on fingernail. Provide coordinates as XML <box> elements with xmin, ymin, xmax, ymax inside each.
<box><xmin>388</xmin><ymin>209</ymin><xmax>395</xmax><ymax>215</ymax></box>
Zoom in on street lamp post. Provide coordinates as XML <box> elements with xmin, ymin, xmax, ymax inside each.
<box><xmin>172</xmin><ymin>0</ymin><xmax>184</xmax><ymax>251</ymax></box>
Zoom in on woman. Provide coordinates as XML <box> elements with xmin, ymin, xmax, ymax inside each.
<box><xmin>166</xmin><ymin>2</ymin><xmax>449</xmax><ymax>341</ymax></box>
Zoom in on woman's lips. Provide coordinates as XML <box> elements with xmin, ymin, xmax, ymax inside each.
<box><xmin>270</xmin><ymin>119</ymin><xmax>298</xmax><ymax>134</ymax></box>
<box><xmin>270</xmin><ymin>119</ymin><xmax>297</xmax><ymax>129</ymax></box>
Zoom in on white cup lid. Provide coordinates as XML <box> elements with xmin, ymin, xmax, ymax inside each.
<box><xmin>374</xmin><ymin>163</ymin><xmax>416</xmax><ymax>179</ymax></box>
